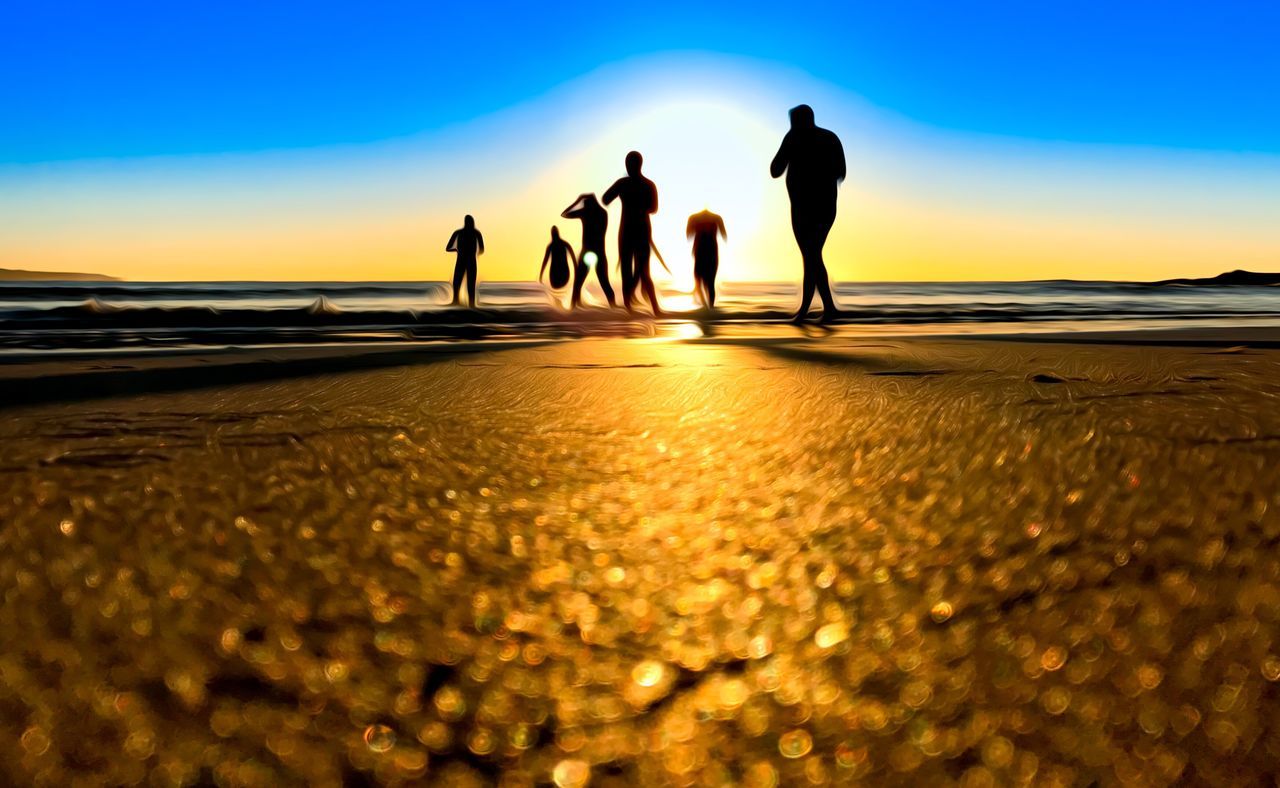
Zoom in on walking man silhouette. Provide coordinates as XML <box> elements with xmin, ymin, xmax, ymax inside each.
<box><xmin>561</xmin><ymin>193</ymin><xmax>616</xmax><ymax>309</ymax></box>
<box><xmin>446</xmin><ymin>215</ymin><xmax>484</xmax><ymax>307</ymax></box>
<box><xmin>686</xmin><ymin>209</ymin><xmax>727</xmax><ymax>309</ymax></box>
<box><xmin>603</xmin><ymin>151</ymin><xmax>663</xmax><ymax>315</ymax></box>
<box><xmin>770</xmin><ymin>105</ymin><xmax>844</xmax><ymax>322</ymax></box>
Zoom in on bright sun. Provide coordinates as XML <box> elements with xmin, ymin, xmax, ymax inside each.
<box><xmin>539</xmin><ymin>97</ymin><xmax>790</xmax><ymax>289</ymax></box>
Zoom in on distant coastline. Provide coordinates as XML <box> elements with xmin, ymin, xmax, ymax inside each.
<box><xmin>0</xmin><ymin>268</ymin><xmax>119</xmax><ymax>282</ymax></box>
<box><xmin>1152</xmin><ymin>269</ymin><xmax>1280</xmax><ymax>287</ymax></box>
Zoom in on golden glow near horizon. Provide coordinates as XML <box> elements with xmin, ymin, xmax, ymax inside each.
<box><xmin>1</xmin><ymin>56</ymin><xmax>1277</xmax><ymax>284</ymax></box>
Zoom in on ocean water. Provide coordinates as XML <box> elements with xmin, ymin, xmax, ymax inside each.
<box><xmin>1</xmin><ymin>279</ymin><xmax>1278</xmax><ymax>353</ymax></box>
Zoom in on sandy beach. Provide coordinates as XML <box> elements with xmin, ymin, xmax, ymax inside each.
<box><xmin>4</xmin><ymin>327</ymin><xmax>1280</xmax><ymax>786</ymax></box>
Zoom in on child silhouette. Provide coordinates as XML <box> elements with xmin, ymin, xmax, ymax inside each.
<box><xmin>686</xmin><ymin>208</ymin><xmax>727</xmax><ymax>309</ymax></box>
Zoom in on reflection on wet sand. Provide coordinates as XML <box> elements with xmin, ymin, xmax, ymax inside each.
<box><xmin>2</xmin><ymin>334</ymin><xmax>1280</xmax><ymax>785</ymax></box>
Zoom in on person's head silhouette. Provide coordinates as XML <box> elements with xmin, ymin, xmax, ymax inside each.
<box><xmin>464</xmin><ymin>214</ymin><xmax>475</xmax><ymax>229</ymax></box>
<box><xmin>550</xmin><ymin>226</ymin><xmax>560</xmax><ymax>240</ymax></box>
<box><xmin>789</xmin><ymin>104</ymin><xmax>815</xmax><ymax>130</ymax></box>
<box><xmin>625</xmin><ymin>151</ymin><xmax>643</xmax><ymax>176</ymax></box>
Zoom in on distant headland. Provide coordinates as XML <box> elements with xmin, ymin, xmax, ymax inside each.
<box><xmin>1152</xmin><ymin>269</ymin><xmax>1280</xmax><ymax>287</ymax></box>
<box><xmin>0</xmin><ymin>268</ymin><xmax>120</xmax><ymax>282</ymax></box>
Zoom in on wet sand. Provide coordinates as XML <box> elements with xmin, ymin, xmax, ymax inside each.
<box><xmin>3</xmin><ymin>330</ymin><xmax>1280</xmax><ymax>786</ymax></box>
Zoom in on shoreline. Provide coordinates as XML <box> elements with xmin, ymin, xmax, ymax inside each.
<box><xmin>4</xmin><ymin>322</ymin><xmax>1280</xmax><ymax>410</ymax></box>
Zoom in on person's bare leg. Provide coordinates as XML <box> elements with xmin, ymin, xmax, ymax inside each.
<box><xmin>466</xmin><ymin>261</ymin><xmax>477</xmax><ymax>308</ymax></box>
<box><xmin>595</xmin><ymin>254</ymin><xmax>617</xmax><ymax>307</ymax></box>
<box><xmin>642</xmin><ymin>271</ymin><xmax>663</xmax><ymax>316</ymax></box>
<box><xmin>791</xmin><ymin>211</ymin><xmax>816</xmax><ymax>322</ymax></box>
<box><xmin>811</xmin><ymin>218</ymin><xmax>838</xmax><ymax>320</ymax></box>
<box><xmin>814</xmin><ymin>256</ymin><xmax>838</xmax><ymax>320</ymax></box>
<box><xmin>795</xmin><ymin>283</ymin><xmax>815</xmax><ymax>322</ymax></box>
<box><xmin>619</xmin><ymin>243</ymin><xmax>636</xmax><ymax>312</ymax></box>
<box><xmin>627</xmin><ymin>259</ymin><xmax>640</xmax><ymax>310</ymax></box>
<box><xmin>451</xmin><ymin>262</ymin><xmax>464</xmax><ymax>306</ymax></box>
<box><xmin>636</xmin><ymin>245</ymin><xmax>661</xmax><ymax>316</ymax></box>
<box><xmin>571</xmin><ymin>267</ymin><xmax>585</xmax><ymax>309</ymax></box>
<box><xmin>794</xmin><ymin>255</ymin><xmax>816</xmax><ymax>323</ymax></box>
<box><xmin>707</xmin><ymin>277</ymin><xmax>716</xmax><ymax>309</ymax></box>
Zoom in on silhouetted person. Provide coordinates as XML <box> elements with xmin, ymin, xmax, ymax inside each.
<box><xmin>540</xmin><ymin>226</ymin><xmax>576</xmax><ymax>293</ymax></box>
<box><xmin>562</xmin><ymin>193</ymin><xmax>616</xmax><ymax>309</ymax></box>
<box><xmin>446</xmin><ymin>215</ymin><xmax>484</xmax><ymax>307</ymax></box>
<box><xmin>686</xmin><ymin>209</ymin><xmax>727</xmax><ymax>309</ymax></box>
<box><xmin>603</xmin><ymin>151</ymin><xmax>662</xmax><ymax>315</ymax></box>
<box><xmin>770</xmin><ymin>104</ymin><xmax>844</xmax><ymax>322</ymax></box>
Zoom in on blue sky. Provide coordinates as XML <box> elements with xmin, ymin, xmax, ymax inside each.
<box><xmin>5</xmin><ymin>1</ymin><xmax>1279</xmax><ymax>162</ymax></box>
<box><xmin>2</xmin><ymin>1</ymin><xmax>1277</xmax><ymax>282</ymax></box>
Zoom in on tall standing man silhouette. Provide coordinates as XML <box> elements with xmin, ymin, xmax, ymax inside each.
<box><xmin>603</xmin><ymin>151</ymin><xmax>662</xmax><ymax>315</ymax></box>
<box><xmin>770</xmin><ymin>105</ymin><xmax>845</xmax><ymax>322</ymax></box>
<box><xmin>446</xmin><ymin>214</ymin><xmax>484</xmax><ymax>307</ymax></box>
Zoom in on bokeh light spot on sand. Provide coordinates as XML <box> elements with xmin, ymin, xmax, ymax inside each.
<box><xmin>324</xmin><ymin>660</ymin><xmax>348</xmax><ymax>682</ymax></box>
<box><xmin>394</xmin><ymin>748</ymin><xmax>428</xmax><ymax>775</ymax></box>
<box><xmin>363</xmin><ymin>724</ymin><xmax>396</xmax><ymax>753</ymax></box>
<box><xmin>1262</xmin><ymin>656</ymin><xmax>1280</xmax><ymax>682</ymax></box>
<box><xmin>1041</xmin><ymin>646</ymin><xmax>1068</xmax><ymax>672</ymax></box>
<box><xmin>901</xmin><ymin>680</ymin><xmax>932</xmax><ymax>709</ymax></box>
<box><xmin>21</xmin><ymin>726</ymin><xmax>51</xmax><ymax>756</ymax></box>
<box><xmin>433</xmin><ymin>686</ymin><xmax>466</xmax><ymax>720</ymax></box>
<box><xmin>719</xmin><ymin>678</ymin><xmax>751</xmax><ymax>710</ymax></box>
<box><xmin>748</xmin><ymin>635</ymin><xmax>774</xmax><ymax>659</ymax></box>
<box><xmin>744</xmin><ymin>760</ymin><xmax>779</xmax><ymax>788</ymax></box>
<box><xmin>779</xmin><ymin>729</ymin><xmax>814</xmax><ymax>758</ymax></box>
<box><xmin>1041</xmin><ymin>687</ymin><xmax>1071</xmax><ymax>715</ymax></box>
<box><xmin>468</xmin><ymin>728</ymin><xmax>497</xmax><ymax>756</ymax></box>
<box><xmin>632</xmin><ymin>659</ymin><xmax>667</xmax><ymax>688</ymax></box>
<box><xmin>814</xmin><ymin>622</ymin><xmax>849</xmax><ymax>648</ymax></box>
<box><xmin>835</xmin><ymin>742</ymin><xmax>867</xmax><ymax>769</ymax></box>
<box><xmin>417</xmin><ymin>721</ymin><xmax>451</xmax><ymax>751</ymax></box>
<box><xmin>930</xmin><ymin>601</ymin><xmax>954</xmax><ymax>623</ymax></box>
<box><xmin>982</xmin><ymin>735</ymin><xmax>1015</xmax><ymax>769</ymax></box>
<box><xmin>552</xmin><ymin>758</ymin><xmax>590</xmax><ymax>788</ymax></box>
<box><xmin>1138</xmin><ymin>663</ymin><xmax>1165</xmax><ymax>690</ymax></box>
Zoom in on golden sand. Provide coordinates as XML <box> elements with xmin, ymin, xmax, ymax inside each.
<box><xmin>2</xmin><ymin>333</ymin><xmax>1280</xmax><ymax>785</ymax></box>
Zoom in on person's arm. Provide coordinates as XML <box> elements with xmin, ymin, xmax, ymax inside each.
<box><xmin>566</xmin><ymin>244</ymin><xmax>577</xmax><ymax>267</ymax></box>
<box><xmin>717</xmin><ymin>215</ymin><xmax>727</xmax><ymax>240</ymax></box>
<box><xmin>602</xmin><ymin>179</ymin><xmax>621</xmax><ymax>205</ymax></box>
<box><xmin>770</xmin><ymin>134</ymin><xmax>791</xmax><ymax>179</ymax></box>
<box><xmin>446</xmin><ymin>230</ymin><xmax>458</xmax><ymax>252</ymax></box>
<box><xmin>562</xmin><ymin>196</ymin><xmax>585</xmax><ymax>219</ymax></box>
<box><xmin>539</xmin><ymin>245</ymin><xmax>550</xmax><ymax>282</ymax></box>
<box><xmin>476</xmin><ymin>231</ymin><xmax>485</xmax><ymax>255</ymax></box>
<box><xmin>833</xmin><ymin>136</ymin><xmax>846</xmax><ymax>184</ymax></box>
<box><xmin>649</xmin><ymin>181</ymin><xmax>658</xmax><ymax>215</ymax></box>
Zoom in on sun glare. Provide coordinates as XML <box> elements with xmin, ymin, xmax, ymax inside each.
<box><xmin>534</xmin><ymin>96</ymin><xmax>787</xmax><ymax>287</ymax></box>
